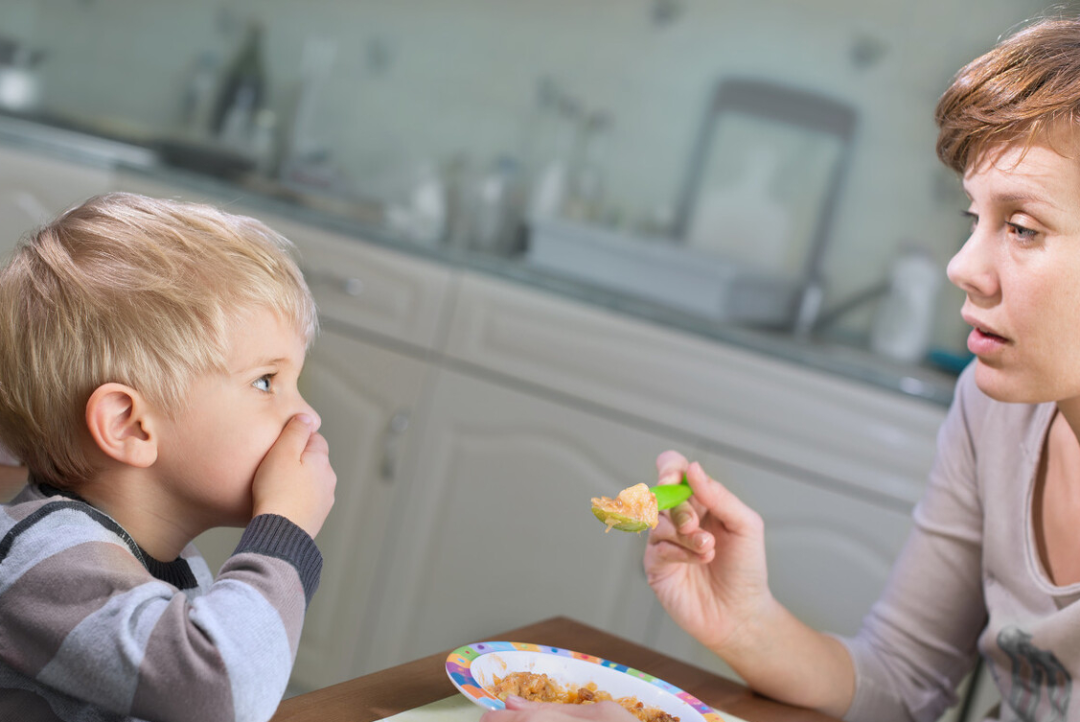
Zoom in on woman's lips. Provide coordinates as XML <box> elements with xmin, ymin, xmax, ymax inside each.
<box><xmin>967</xmin><ymin>326</ymin><xmax>1008</xmax><ymax>356</ymax></box>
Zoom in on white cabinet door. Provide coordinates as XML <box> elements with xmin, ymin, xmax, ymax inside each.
<box><xmin>648</xmin><ymin>447</ymin><xmax>914</xmax><ymax>682</ymax></box>
<box><xmin>0</xmin><ymin>144</ymin><xmax>113</xmax><ymax>260</ymax></box>
<box><xmin>289</xmin><ymin>329</ymin><xmax>431</xmax><ymax>691</ymax></box>
<box><xmin>366</xmin><ymin>367</ymin><xmax>684</xmax><ymax>670</ymax></box>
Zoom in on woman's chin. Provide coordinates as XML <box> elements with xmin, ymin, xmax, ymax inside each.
<box><xmin>973</xmin><ymin>360</ymin><xmax>1054</xmax><ymax>405</ymax></box>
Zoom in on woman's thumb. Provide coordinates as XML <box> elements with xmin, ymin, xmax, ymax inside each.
<box><xmin>685</xmin><ymin>461</ymin><xmax>754</xmax><ymax>534</ymax></box>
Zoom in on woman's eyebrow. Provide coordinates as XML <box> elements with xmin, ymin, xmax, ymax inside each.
<box><xmin>964</xmin><ymin>188</ymin><xmax>1059</xmax><ymax>211</ymax></box>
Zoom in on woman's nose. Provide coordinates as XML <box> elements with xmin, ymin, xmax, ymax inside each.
<box><xmin>946</xmin><ymin>230</ymin><xmax>996</xmax><ymax>299</ymax></box>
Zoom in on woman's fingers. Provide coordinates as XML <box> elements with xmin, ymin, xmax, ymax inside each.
<box><xmin>655</xmin><ymin>450</ymin><xmax>688</xmax><ymax>486</ymax></box>
<box><xmin>683</xmin><ymin>462</ymin><xmax>763</xmax><ymax>544</ymax></box>
<box><xmin>648</xmin><ymin>506</ymin><xmax>716</xmax><ymax>562</ymax></box>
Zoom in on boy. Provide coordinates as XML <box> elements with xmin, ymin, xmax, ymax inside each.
<box><xmin>0</xmin><ymin>442</ymin><xmax>26</xmax><ymax>501</ymax></box>
<box><xmin>0</xmin><ymin>193</ymin><xmax>337</xmax><ymax>722</ymax></box>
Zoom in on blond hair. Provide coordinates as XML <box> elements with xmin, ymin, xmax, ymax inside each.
<box><xmin>0</xmin><ymin>192</ymin><xmax>317</xmax><ymax>487</ymax></box>
<box><xmin>937</xmin><ymin>16</ymin><xmax>1080</xmax><ymax>172</ymax></box>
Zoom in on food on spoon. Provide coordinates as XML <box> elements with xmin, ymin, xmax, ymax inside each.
<box><xmin>591</xmin><ymin>483</ymin><xmax>659</xmax><ymax>533</ymax></box>
<box><xmin>490</xmin><ymin>672</ymin><xmax>679</xmax><ymax>722</ymax></box>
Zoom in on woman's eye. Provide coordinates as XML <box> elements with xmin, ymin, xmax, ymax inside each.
<box><xmin>253</xmin><ymin>375</ymin><xmax>273</xmax><ymax>392</ymax></box>
<box><xmin>962</xmin><ymin>210</ymin><xmax>978</xmax><ymax>232</ymax></box>
<box><xmin>1008</xmin><ymin>223</ymin><xmax>1038</xmax><ymax>241</ymax></box>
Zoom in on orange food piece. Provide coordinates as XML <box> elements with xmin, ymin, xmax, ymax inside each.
<box><xmin>490</xmin><ymin>672</ymin><xmax>678</xmax><ymax>722</ymax></box>
<box><xmin>591</xmin><ymin>483</ymin><xmax>659</xmax><ymax>532</ymax></box>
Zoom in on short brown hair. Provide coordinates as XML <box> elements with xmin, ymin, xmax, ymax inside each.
<box><xmin>0</xmin><ymin>193</ymin><xmax>317</xmax><ymax>487</ymax></box>
<box><xmin>936</xmin><ymin>17</ymin><xmax>1080</xmax><ymax>173</ymax></box>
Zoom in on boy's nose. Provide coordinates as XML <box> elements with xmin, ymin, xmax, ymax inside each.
<box><xmin>296</xmin><ymin>397</ymin><xmax>322</xmax><ymax>433</ymax></box>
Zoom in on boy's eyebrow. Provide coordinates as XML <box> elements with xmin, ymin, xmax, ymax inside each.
<box><xmin>232</xmin><ymin>356</ymin><xmax>292</xmax><ymax>374</ymax></box>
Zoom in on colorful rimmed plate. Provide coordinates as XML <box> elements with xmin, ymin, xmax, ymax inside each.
<box><xmin>445</xmin><ymin>641</ymin><xmax>723</xmax><ymax>722</ymax></box>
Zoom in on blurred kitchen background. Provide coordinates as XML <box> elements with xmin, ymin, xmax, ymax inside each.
<box><xmin>3</xmin><ymin>0</ymin><xmax>1063</xmax><ymax>382</ymax></box>
<box><xmin>5</xmin><ymin>4</ymin><xmax>1069</xmax><ymax>716</ymax></box>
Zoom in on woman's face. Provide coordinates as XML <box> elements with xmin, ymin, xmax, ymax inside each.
<box><xmin>947</xmin><ymin>140</ymin><xmax>1080</xmax><ymax>404</ymax></box>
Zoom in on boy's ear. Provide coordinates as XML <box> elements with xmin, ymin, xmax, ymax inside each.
<box><xmin>85</xmin><ymin>383</ymin><xmax>158</xmax><ymax>468</ymax></box>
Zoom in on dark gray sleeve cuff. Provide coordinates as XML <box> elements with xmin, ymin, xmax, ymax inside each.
<box><xmin>234</xmin><ymin>513</ymin><xmax>323</xmax><ymax>606</ymax></box>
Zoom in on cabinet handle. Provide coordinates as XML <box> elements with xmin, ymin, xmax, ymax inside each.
<box><xmin>302</xmin><ymin>267</ymin><xmax>365</xmax><ymax>297</ymax></box>
<box><xmin>380</xmin><ymin>410</ymin><xmax>411</xmax><ymax>482</ymax></box>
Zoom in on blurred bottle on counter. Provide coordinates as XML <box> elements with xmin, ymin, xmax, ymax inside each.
<box><xmin>870</xmin><ymin>247</ymin><xmax>943</xmax><ymax>363</ymax></box>
<box><xmin>473</xmin><ymin>156</ymin><xmax>526</xmax><ymax>254</ymax></box>
<box><xmin>385</xmin><ymin>162</ymin><xmax>448</xmax><ymax>248</ymax></box>
<box><xmin>527</xmin><ymin>86</ymin><xmax>580</xmax><ymax>221</ymax></box>
<box><xmin>444</xmin><ymin>153</ymin><xmax>477</xmax><ymax>250</ymax></box>
<box><xmin>563</xmin><ymin>109</ymin><xmax>612</xmax><ymax>223</ymax></box>
<box><xmin>180</xmin><ymin>51</ymin><xmax>220</xmax><ymax>138</ymax></box>
<box><xmin>250</xmin><ymin>108</ymin><xmax>279</xmax><ymax>175</ymax></box>
<box><xmin>211</xmin><ymin>20</ymin><xmax>267</xmax><ymax>149</ymax></box>
<box><xmin>280</xmin><ymin>36</ymin><xmax>337</xmax><ymax>188</ymax></box>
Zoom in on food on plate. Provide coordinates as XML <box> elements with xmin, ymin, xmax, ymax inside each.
<box><xmin>591</xmin><ymin>483</ymin><xmax>659</xmax><ymax>533</ymax></box>
<box><xmin>490</xmin><ymin>672</ymin><xmax>679</xmax><ymax>722</ymax></box>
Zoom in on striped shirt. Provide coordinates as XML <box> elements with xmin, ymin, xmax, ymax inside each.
<box><xmin>0</xmin><ymin>483</ymin><xmax>322</xmax><ymax>722</ymax></box>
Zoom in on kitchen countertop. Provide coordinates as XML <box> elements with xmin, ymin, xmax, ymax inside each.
<box><xmin>270</xmin><ymin>616</ymin><xmax>840</xmax><ymax>722</ymax></box>
<box><xmin>0</xmin><ymin>110</ymin><xmax>960</xmax><ymax>407</ymax></box>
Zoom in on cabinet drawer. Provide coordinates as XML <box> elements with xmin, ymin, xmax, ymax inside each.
<box><xmin>259</xmin><ymin>213</ymin><xmax>455</xmax><ymax>351</ymax></box>
<box><xmin>445</xmin><ymin>271</ymin><xmax>947</xmax><ymax>506</ymax></box>
<box><xmin>112</xmin><ymin>172</ymin><xmax>455</xmax><ymax>351</ymax></box>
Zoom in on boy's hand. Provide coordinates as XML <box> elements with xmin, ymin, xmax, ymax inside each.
<box><xmin>251</xmin><ymin>414</ymin><xmax>337</xmax><ymax>539</ymax></box>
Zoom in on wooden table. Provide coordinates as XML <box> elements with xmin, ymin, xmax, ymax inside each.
<box><xmin>271</xmin><ymin>616</ymin><xmax>839</xmax><ymax>722</ymax></box>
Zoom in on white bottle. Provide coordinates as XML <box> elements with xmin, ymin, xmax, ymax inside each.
<box><xmin>870</xmin><ymin>248</ymin><xmax>942</xmax><ymax>363</ymax></box>
<box><xmin>407</xmin><ymin>164</ymin><xmax>448</xmax><ymax>247</ymax></box>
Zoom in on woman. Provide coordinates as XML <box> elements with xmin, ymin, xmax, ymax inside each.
<box><xmin>486</xmin><ymin>16</ymin><xmax>1080</xmax><ymax>722</ymax></box>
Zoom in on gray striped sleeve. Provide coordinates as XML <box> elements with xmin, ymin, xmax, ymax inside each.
<box><xmin>1</xmin><ymin>504</ymin><xmax>318</xmax><ymax>722</ymax></box>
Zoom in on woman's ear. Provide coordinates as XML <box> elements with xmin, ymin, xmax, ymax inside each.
<box><xmin>85</xmin><ymin>383</ymin><xmax>158</xmax><ymax>468</ymax></box>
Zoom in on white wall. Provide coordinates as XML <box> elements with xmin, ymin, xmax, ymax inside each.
<box><xmin>4</xmin><ymin>0</ymin><xmax>1063</xmax><ymax>348</ymax></box>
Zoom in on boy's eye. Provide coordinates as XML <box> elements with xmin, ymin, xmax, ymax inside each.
<box><xmin>253</xmin><ymin>374</ymin><xmax>274</xmax><ymax>392</ymax></box>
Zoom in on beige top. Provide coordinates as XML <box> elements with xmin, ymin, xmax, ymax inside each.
<box><xmin>840</xmin><ymin>364</ymin><xmax>1077</xmax><ymax>721</ymax></box>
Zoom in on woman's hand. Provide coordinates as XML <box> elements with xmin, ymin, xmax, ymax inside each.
<box><xmin>481</xmin><ymin>697</ymin><xmax>638</xmax><ymax>722</ymax></box>
<box><xmin>644</xmin><ymin>451</ymin><xmax>773</xmax><ymax>655</ymax></box>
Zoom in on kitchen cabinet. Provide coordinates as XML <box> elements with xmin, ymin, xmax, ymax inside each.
<box><xmin>0</xmin><ymin>144</ymin><xmax>113</xmax><ymax>260</ymax></box>
<box><xmin>364</xmin><ymin>365</ymin><xmax>671</xmax><ymax>669</ymax></box>
<box><xmin>437</xmin><ymin>270</ymin><xmax>943</xmax><ymax>651</ymax></box>
<box><xmin>289</xmin><ymin>330</ymin><xmax>432</xmax><ymax>691</ymax></box>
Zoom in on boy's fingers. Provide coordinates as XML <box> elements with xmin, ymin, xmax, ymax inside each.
<box><xmin>303</xmin><ymin>430</ymin><xmax>330</xmax><ymax>457</ymax></box>
<box><xmin>270</xmin><ymin>414</ymin><xmax>316</xmax><ymax>459</ymax></box>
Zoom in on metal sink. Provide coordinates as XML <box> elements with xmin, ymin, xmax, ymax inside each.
<box><xmin>526</xmin><ymin>217</ymin><xmax>804</xmax><ymax>327</ymax></box>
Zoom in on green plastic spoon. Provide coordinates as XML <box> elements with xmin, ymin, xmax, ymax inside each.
<box><xmin>591</xmin><ymin>478</ymin><xmax>693</xmax><ymax>533</ymax></box>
